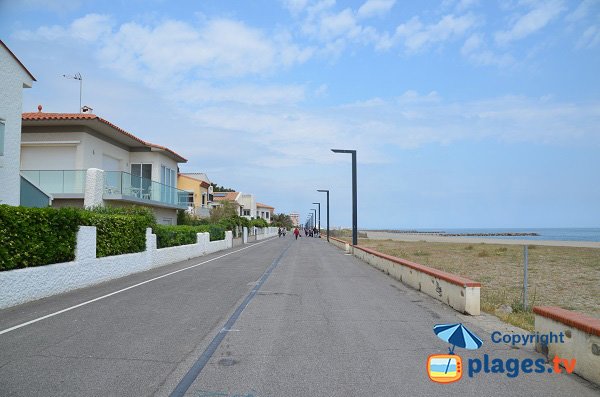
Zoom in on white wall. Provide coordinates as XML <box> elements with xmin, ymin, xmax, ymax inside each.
<box><xmin>0</xmin><ymin>44</ymin><xmax>33</xmax><ymax>205</ymax></box>
<box><xmin>0</xmin><ymin>229</ymin><xmax>238</xmax><ymax>310</ymax></box>
<box><xmin>239</xmin><ymin>193</ymin><xmax>257</xmax><ymax>218</ymax></box>
<box><xmin>80</xmin><ymin>132</ymin><xmax>130</xmax><ymax>171</ymax></box>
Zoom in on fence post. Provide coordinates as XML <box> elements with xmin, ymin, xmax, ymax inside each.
<box><xmin>523</xmin><ymin>245</ymin><xmax>529</xmax><ymax>310</ymax></box>
<box><xmin>83</xmin><ymin>168</ymin><xmax>105</xmax><ymax>208</ymax></box>
<box><xmin>75</xmin><ymin>226</ymin><xmax>97</xmax><ymax>261</ymax></box>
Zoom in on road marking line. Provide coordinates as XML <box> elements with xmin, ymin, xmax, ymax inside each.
<box><xmin>169</xmin><ymin>240</ymin><xmax>293</xmax><ymax>397</ymax></box>
<box><xmin>0</xmin><ymin>238</ymin><xmax>276</xmax><ymax>337</ymax></box>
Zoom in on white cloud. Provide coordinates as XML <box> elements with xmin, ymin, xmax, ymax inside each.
<box><xmin>16</xmin><ymin>14</ymin><xmax>313</xmax><ymax>88</ymax></box>
<box><xmin>495</xmin><ymin>0</ymin><xmax>566</xmax><ymax>45</ymax></box>
<box><xmin>357</xmin><ymin>0</ymin><xmax>396</xmax><ymax>19</ymax></box>
<box><xmin>461</xmin><ymin>33</ymin><xmax>514</xmax><ymax>66</ymax></box>
<box><xmin>13</xmin><ymin>13</ymin><xmax>113</xmax><ymax>42</ymax></box>
<box><xmin>179</xmin><ymin>92</ymin><xmax>600</xmax><ymax>169</ymax></box>
<box><xmin>577</xmin><ymin>25</ymin><xmax>600</xmax><ymax>48</ymax></box>
<box><xmin>566</xmin><ymin>0</ymin><xmax>599</xmax><ymax>23</ymax></box>
<box><xmin>173</xmin><ymin>82</ymin><xmax>306</xmax><ymax>106</ymax></box>
<box><xmin>281</xmin><ymin>0</ymin><xmax>310</xmax><ymax>14</ymax></box>
<box><xmin>395</xmin><ymin>13</ymin><xmax>478</xmax><ymax>52</ymax></box>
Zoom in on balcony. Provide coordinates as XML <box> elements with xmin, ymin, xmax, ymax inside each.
<box><xmin>21</xmin><ymin>170</ymin><xmax>86</xmax><ymax>197</ymax></box>
<box><xmin>104</xmin><ymin>171</ymin><xmax>188</xmax><ymax>209</ymax></box>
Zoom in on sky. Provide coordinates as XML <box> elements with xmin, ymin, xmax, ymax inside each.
<box><xmin>1</xmin><ymin>0</ymin><xmax>599</xmax><ymax>229</ymax></box>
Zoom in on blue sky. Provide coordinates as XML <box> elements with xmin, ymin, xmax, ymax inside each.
<box><xmin>1</xmin><ymin>0</ymin><xmax>599</xmax><ymax>228</ymax></box>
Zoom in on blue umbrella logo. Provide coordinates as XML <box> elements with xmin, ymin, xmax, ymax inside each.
<box><xmin>433</xmin><ymin>323</ymin><xmax>483</xmax><ymax>355</ymax></box>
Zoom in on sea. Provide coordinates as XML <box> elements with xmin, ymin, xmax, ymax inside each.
<box><xmin>378</xmin><ymin>228</ymin><xmax>600</xmax><ymax>242</ymax></box>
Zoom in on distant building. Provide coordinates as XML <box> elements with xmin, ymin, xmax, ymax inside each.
<box><xmin>211</xmin><ymin>191</ymin><xmax>243</xmax><ymax>215</ymax></box>
<box><xmin>256</xmin><ymin>203</ymin><xmax>275</xmax><ymax>223</ymax></box>
<box><xmin>178</xmin><ymin>173</ymin><xmax>213</xmax><ymax>218</ymax></box>
<box><xmin>289</xmin><ymin>212</ymin><xmax>300</xmax><ymax>227</ymax></box>
<box><xmin>0</xmin><ymin>40</ymin><xmax>35</xmax><ymax>206</ymax></box>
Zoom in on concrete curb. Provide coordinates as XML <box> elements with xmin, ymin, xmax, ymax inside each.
<box><xmin>327</xmin><ymin>236</ymin><xmax>480</xmax><ymax>315</ymax></box>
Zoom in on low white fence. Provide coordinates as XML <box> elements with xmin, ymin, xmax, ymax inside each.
<box><xmin>0</xmin><ymin>226</ymin><xmax>276</xmax><ymax>310</ymax></box>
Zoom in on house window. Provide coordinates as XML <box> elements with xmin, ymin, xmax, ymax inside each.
<box><xmin>0</xmin><ymin>119</ymin><xmax>5</xmax><ymax>156</ymax></box>
<box><xmin>266</xmin><ymin>212</ymin><xmax>269</xmax><ymax>219</ymax></box>
<box><xmin>182</xmin><ymin>191</ymin><xmax>194</xmax><ymax>206</ymax></box>
<box><xmin>243</xmin><ymin>209</ymin><xmax>250</xmax><ymax>216</ymax></box>
<box><xmin>130</xmin><ymin>163</ymin><xmax>152</xmax><ymax>197</ymax></box>
<box><xmin>161</xmin><ymin>165</ymin><xmax>175</xmax><ymax>187</ymax></box>
<box><xmin>161</xmin><ymin>165</ymin><xmax>176</xmax><ymax>203</ymax></box>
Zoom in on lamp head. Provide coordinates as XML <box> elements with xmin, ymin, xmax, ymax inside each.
<box><xmin>331</xmin><ymin>149</ymin><xmax>356</xmax><ymax>154</ymax></box>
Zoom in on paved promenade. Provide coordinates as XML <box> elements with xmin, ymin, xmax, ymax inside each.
<box><xmin>0</xmin><ymin>236</ymin><xmax>598</xmax><ymax>396</ymax></box>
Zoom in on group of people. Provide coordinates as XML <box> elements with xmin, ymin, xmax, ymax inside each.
<box><xmin>280</xmin><ymin>226</ymin><xmax>321</xmax><ymax>240</ymax></box>
<box><xmin>288</xmin><ymin>226</ymin><xmax>320</xmax><ymax>240</ymax></box>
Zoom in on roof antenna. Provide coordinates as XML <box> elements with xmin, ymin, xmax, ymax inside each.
<box><xmin>62</xmin><ymin>72</ymin><xmax>82</xmax><ymax>113</ymax></box>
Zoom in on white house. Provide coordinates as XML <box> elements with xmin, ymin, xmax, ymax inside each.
<box><xmin>0</xmin><ymin>40</ymin><xmax>35</xmax><ymax>205</ymax></box>
<box><xmin>238</xmin><ymin>193</ymin><xmax>257</xmax><ymax>219</ymax></box>
<box><xmin>20</xmin><ymin>109</ymin><xmax>188</xmax><ymax>224</ymax></box>
<box><xmin>256</xmin><ymin>203</ymin><xmax>275</xmax><ymax>223</ymax></box>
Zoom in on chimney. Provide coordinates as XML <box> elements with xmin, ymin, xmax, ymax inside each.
<box><xmin>37</xmin><ymin>104</ymin><xmax>42</xmax><ymax>112</ymax></box>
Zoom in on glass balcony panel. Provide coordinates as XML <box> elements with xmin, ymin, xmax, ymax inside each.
<box><xmin>103</xmin><ymin>171</ymin><xmax>186</xmax><ymax>207</ymax></box>
<box><xmin>21</xmin><ymin>170</ymin><xmax>85</xmax><ymax>194</ymax></box>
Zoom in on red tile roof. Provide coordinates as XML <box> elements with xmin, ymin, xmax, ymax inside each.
<box><xmin>22</xmin><ymin>112</ymin><xmax>186</xmax><ymax>162</ymax></box>
<box><xmin>0</xmin><ymin>40</ymin><xmax>36</xmax><ymax>82</ymax></box>
<box><xmin>256</xmin><ymin>202</ymin><xmax>275</xmax><ymax>210</ymax></box>
<box><xmin>212</xmin><ymin>192</ymin><xmax>239</xmax><ymax>201</ymax></box>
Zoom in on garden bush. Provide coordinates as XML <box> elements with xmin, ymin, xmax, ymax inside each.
<box><xmin>0</xmin><ymin>205</ymin><xmax>80</xmax><ymax>270</ymax></box>
<box><xmin>0</xmin><ymin>205</ymin><xmax>156</xmax><ymax>270</ymax></box>
<box><xmin>154</xmin><ymin>224</ymin><xmax>226</xmax><ymax>248</ymax></box>
<box><xmin>250</xmin><ymin>218</ymin><xmax>268</xmax><ymax>228</ymax></box>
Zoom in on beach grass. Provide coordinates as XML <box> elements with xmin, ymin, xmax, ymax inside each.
<box><xmin>342</xmin><ymin>238</ymin><xmax>600</xmax><ymax>331</ymax></box>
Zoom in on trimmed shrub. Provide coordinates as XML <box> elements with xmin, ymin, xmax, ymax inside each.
<box><xmin>0</xmin><ymin>206</ymin><xmax>81</xmax><ymax>270</ymax></box>
<box><xmin>83</xmin><ymin>206</ymin><xmax>155</xmax><ymax>257</ymax></box>
<box><xmin>82</xmin><ymin>213</ymin><xmax>151</xmax><ymax>257</ymax></box>
<box><xmin>154</xmin><ymin>224</ymin><xmax>225</xmax><ymax>248</ymax></box>
<box><xmin>207</xmin><ymin>224</ymin><xmax>225</xmax><ymax>241</ymax></box>
<box><xmin>0</xmin><ymin>205</ymin><xmax>156</xmax><ymax>270</ymax></box>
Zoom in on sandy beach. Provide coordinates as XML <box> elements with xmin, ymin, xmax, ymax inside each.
<box><xmin>363</xmin><ymin>231</ymin><xmax>600</xmax><ymax>248</ymax></box>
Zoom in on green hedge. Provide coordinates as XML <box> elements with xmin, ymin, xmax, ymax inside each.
<box><xmin>82</xmin><ymin>206</ymin><xmax>155</xmax><ymax>257</ymax></box>
<box><xmin>0</xmin><ymin>205</ymin><xmax>155</xmax><ymax>271</ymax></box>
<box><xmin>154</xmin><ymin>224</ymin><xmax>226</xmax><ymax>248</ymax></box>
<box><xmin>0</xmin><ymin>206</ymin><xmax>81</xmax><ymax>271</ymax></box>
<box><xmin>250</xmin><ymin>218</ymin><xmax>269</xmax><ymax>228</ymax></box>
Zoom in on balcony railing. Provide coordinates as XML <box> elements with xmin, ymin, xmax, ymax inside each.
<box><xmin>104</xmin><ymin>171</ymin><xmax>188</xmax><ymax>208</ymax></box>
<box><xmin>21</xmin><ymin>170</ymin><xmax>86</xmax><ymax>194</ymax></box>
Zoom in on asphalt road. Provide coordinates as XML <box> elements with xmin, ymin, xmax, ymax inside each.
<box><xmin>0</xmin><ymin>235</ymin><xmax>598</xmax><ymax>397</ymax></box>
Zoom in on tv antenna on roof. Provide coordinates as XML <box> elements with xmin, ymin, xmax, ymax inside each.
<box><xmin>62</xmin><ymin>72</ymin><xmax>82</xmax><ymax>113</ymax></box>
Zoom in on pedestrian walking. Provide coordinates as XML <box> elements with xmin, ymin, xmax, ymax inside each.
<box><xmin>293</xmin><ymin>227</ymin><xmax>300</xmax><ymax>240</ymax></box>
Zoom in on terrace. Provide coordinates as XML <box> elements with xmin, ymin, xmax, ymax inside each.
<box><xmin>21</xmin><ymin>170</ymin><xmax>189</xmax><ymax>210</ymax></box>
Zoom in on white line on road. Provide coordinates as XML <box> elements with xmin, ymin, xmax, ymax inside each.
<box><xmin>0</xmin><ymin>239</ymin><xmax>276</xmax><ymax>336</ymax></box>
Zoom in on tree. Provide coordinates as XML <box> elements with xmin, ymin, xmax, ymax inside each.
<box><xmin>209</xmin><ymin>201</ymin><xmax>238</xmax><ymax>222</ymax></box>
<box><xmin>210</xmin><ymin>183</ymin><xmax>235</xmax><ymax>192</ymax></box>
<box><xmin>271</xmin><ymin>213</ymin><xmax>293</xmax><ymax>229</ymax></box>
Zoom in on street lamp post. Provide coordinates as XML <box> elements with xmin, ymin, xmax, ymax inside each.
<box><xmin>311</xmin><ymin>209</ymin><xmax>317</xmax><ymax>231</ymax></box>
<box><xmin>331</xmin><ymin>149</ymin><xmax>357</xmax><ymax>245</ymax></box>
<box><xmin>317</xmin><ymin>189</ymin><xmax>329</xmax><ymax>241</ymax></box>
<box><xmin>312</xmin><ymin>202</ymin><xmax>321</xmax><ymax>234</ymax></box>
